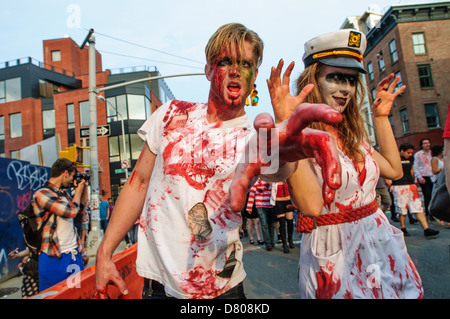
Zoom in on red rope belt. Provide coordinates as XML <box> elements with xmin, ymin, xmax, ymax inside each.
<box><xmin>296</xmin><ymin>200</ymin><xmax>378</xmax><ymax>233</ymax></box>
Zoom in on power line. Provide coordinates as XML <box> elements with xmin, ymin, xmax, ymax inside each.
<box><xmin>93</xmin><ymin>30</ymin><xmax>205</xmax><ymax>65</ymax></box>
<box><xmin>99</xmin><ymin>50</ymin><xmax>204</xmax><ymax>70</ymax></box>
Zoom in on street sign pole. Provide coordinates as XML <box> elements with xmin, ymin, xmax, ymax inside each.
<box><xmin>83</xmin><ymin>29</ymin><xmax>102</xmax><ymax>257</ymax></box>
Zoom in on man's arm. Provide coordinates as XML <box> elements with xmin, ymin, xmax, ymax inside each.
<box><xmin>35</xmin><ymin>188</ymin><xmax>80</xmax><ymax>218</ymax></box>
<box><xmin>95</xmin><ymin>144</ymin><xmax>156</xmax><ymax>298</ymax></box>
<box><xmin>413</xmin><ymin>152</ymin><xmax>426</xmax><ymax>183</ymax></box>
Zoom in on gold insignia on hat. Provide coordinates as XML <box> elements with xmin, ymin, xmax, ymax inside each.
<box><xmin>348</xmin><ymin>31</ymin><xmax>361</xmax><ymax>48</ymax></box>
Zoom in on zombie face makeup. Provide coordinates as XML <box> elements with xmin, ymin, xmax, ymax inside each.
<box><xmin>205</xmin><ymin>40</ymin><xmax>258</xmax><ymax>112</ymax></box>
<box><xmin>317</xmin><ymin>65</ymin><xmax>358</xmax><ymax>114</ymax></box>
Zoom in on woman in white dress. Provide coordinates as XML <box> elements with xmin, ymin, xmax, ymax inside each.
<box><xmin>267</xmin><ymin>29</ymin><xmax>423</xmax><ymax>299</ymax></box>
<box><xmin>431</xmin><ymin>145</ymin><xmax>444</xmax><ymax>183</ymax></box>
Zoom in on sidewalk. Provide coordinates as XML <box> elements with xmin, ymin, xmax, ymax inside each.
<box><xmin>0</xmin><ymin>240</ymin><xmax>129</xmax><ymax>299</ymax></box>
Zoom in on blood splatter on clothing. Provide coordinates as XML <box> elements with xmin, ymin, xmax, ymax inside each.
<box><xmin>135</xmin><ymin>100</ymin><xmax>254</xmax><ymax>299</ymax></box>
<box><xmin>298</xmin><ymin>144</ymin><xmax>423</xmax><ymax>299</ymax></box>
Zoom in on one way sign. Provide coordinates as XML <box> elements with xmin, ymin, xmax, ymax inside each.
<box><xmin>79</xmin><ymin>125</ymin><xmax>111</xmax><ymax>138</ymax></box>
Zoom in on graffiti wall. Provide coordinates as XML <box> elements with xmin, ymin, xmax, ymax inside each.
<box><xmin>0</xmin><ymin>158</ymin><xmax>51</xmax><ymax>283</ymax></box>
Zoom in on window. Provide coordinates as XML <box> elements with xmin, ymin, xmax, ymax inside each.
<box><xmin>106</xmin><ymin>97</ymin><xmax>118</xmax><ymax>123</ymax></box>
<box><xmin>394</xmin><ymin>71</ymin><xmax>403</xmax><ymax>92</ymax></box>
<box><xmin>418</xmin><ymin>64</ymin><xmax>433</xmax><ymax>88</ymax></box>
<box><xmin>389</xmin><ymin>39</ymin><xmax>398</xmax><ymax>63</ymax></box>
<box><xmin>424</xmin><ymin>103</ymin><xmax>440</xmax><ymax>128</ymax></box>
<box><xmin>0</xmin><ymin>81</ymin><xmax>4</xmax><ymax>103</ymax></box>
<box><xmin>0</xmin><ymin>116</ymin><xmax>4</xmax><ymax>140</ymax></box>
<box><xmin>10</xmin><ymin>150</ymin><xmax>20</xmax><ymax>159</ymax></box>
<box><xmin>130</xmin><ymin>134</ymin><xmax>145</xmax><ymax>160</ymax></box>
<box><xmin>108</xmin><ymin>134</ymin><xmax>130</xmax><ymax>163</ymax></box>
<box><xmin>51</xmin><ymin>50</ymin><xmax>61</xmax><ymax>62</ymax></box>
<box><xmin>10</xmin><ymin>113</ymin><xmax>22</xmax><ymax>138</ymax></box>
<box><xmin>106</xmin><ymin>95</ymin><xmax>128</xmax><ymax>122</ymax></box>
<box><xmin>43</xmin><ymin>110</ymin><xmax>55</xmax><ymax>138</ymax></box>
<box><xmin>371</xmin><ymin>88</ymin><xmax>377</xmax><ymax>101</ymax></box>
<box><xmin>367</xmin><ymin>61</ymin><xmax>374</xmax><ymax>81</ymax></box>
<box><xmin>108</xmin><ymin>136</ymin><xmax>121</xmax><ymax>163</ymax></box>
<box><xmin>0</xmin><ymin>77</ymin><xmax>22</xmax><ymax>103</ymax></box>
<box><xmin>67</xmin><ymin>103</ymin><xmax>75</xmax><ymax>129</ymax></box>
<box><xmin>39</xmin><ymin>79</ymin><xmax>60</xmax><ymax>98</ymax></box>
<box><xmin>412</xmin><ymin>33</ymin><xmax>427</xmax><ymax>55</ymax></box>
<box><xmin>145</xmin><ymin>96</ymin><xmax>151</xmax><ymax>119</ymax></box>
<box><xmin>400</xmin><ymin>109</ymin><xmax>409</xmax><ymax>133</ymax></box>
<box><xmin>388</xmin><ymin>114</ymin><xmax>395</xmax><ymax>133</ymax></box>
<box><xmin>79</xmin><ymin>101</ymin><xmax>90</xmax><ymax>127</ymax></box>
<box><xmin>127</xmin><ymin>95</ymin><xmax>146</xmax><ymax>120</ymax></box>
<box><xmin>377</xmin><ymin>51</ymin><xmax>385</xmax><ymax>73</ymax></box>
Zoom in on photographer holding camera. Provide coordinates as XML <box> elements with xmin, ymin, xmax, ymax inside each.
<box><xmin>34</xmin><ymin>158</ymin><xmax>89</xmax><ymax>291</ymax></box>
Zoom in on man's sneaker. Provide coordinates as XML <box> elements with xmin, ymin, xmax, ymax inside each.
<box><xmin>401</xmin><ymin>228</ymin><xmax>411</xmax><ymax>237</ymax></box>
<box><xmin>424</xmin><ymin>228</ymin><xmax>439</xmax><ymax>236</ymax></box>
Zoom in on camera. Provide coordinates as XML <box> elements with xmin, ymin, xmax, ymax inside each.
<box><xmin>73</xmin><ymin>171</ymin><xmax>90</xmax><ymax>184</ymax></box>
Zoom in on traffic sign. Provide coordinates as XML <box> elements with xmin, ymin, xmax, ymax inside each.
<box><xmin>115</xmin><ymin>168</ymin><xmax>126</xmax><ymax>174</ymax></box>
<box><xmin>121</xmin><ymin>160</ymin><xmax>130</xmax><ymax>169</ymax></box>
<box><xmin>79</xmin><ymin>125</ymin><xmax>111</xmax><ymax>138</ymax></box>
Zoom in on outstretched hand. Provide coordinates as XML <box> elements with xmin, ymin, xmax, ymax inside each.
<box><xmin>267</xmin><ymin>59</ymin><xmax>315</xmax><ymax>123</ymax></box>
<box><xmin>230</xmin><ymin>59</ymin><xmax>343</xmax><ymax>212</ymax></box>
<box><xmin>229</xmin><ymin>104</ymin><xmax>343</xmax><ymax>212</ymax></box>
<box><xmin>372</xmin><ymin>73</ymin><xmax>406</xmax><ymax>117</ymax></box>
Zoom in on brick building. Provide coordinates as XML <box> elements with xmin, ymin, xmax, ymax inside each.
<box><xmin>0</xmin><ymin>37</ymin><xmax>175</xmax><ymax>199</ymax></box>
<box><xmin>363</xmin><ymin>2</ymin><xmax>450</xmax><ymax>148</ymax></box>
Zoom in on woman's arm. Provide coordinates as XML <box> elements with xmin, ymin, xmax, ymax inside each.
<box><xmin>372</xmin><ymin>74</ymin><xmax>405</xmax><ymax>180</ymax></box>
<box><xmin>287</xmin><ymin>159</ymin><xmax>324</xmax><ymax>217</ymax></box>
<box><xmin>431</xmin><ymin>157</ymin><xmax>442</xmax><ymax>175</ymax></box>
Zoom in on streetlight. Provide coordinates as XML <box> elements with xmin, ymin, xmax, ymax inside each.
<box><xmin>97</xmin><ymin>95</ymin><xmax>129</xmax><ymax>179</ymax></box>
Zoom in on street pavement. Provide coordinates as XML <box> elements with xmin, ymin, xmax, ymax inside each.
<box><xmin>1</xmin><ymin>211</ymin><xmax>450</xmax><ymax>299</ymax></box>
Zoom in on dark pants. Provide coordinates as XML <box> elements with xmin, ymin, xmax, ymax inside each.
<box><xmin>256</xmin><ymin>207</ymin><xmax>275</xmax><ymax>248</ymax></box>
<box><xmin>419</xmin><ymin>176</ymin><xmax>434</xmax><ymax>218</ymax></box>
<box><xmin>100</xmin><ymin>219</ymin><xmax>109</xmax><ymax>233</ymax></box>
<box><xmin>142</xmin><ymin>279</ymin><xmax>246</xmax><ymax>299</ymax></box>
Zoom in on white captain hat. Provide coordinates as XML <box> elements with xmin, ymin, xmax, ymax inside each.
<box><xmin>302</xmin><ymin>29</ymin><xmax>367</xmax><ymax>73</ymax></box>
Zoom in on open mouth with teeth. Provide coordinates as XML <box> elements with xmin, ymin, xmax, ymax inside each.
<box><xmin>227</xmin><ymin>82</ymin><xmax>241</xmax><ymax>97</ymax></box>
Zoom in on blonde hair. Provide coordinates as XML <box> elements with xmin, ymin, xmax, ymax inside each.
<box><xmin>205</xmin><ymin>23</ymin><xmax>263</xmax><ymax>68</ymax></box>
<box><xmin>295</xmin><ymin>63</ymin><xmax>368</xmax><ymax>162</ymax></box>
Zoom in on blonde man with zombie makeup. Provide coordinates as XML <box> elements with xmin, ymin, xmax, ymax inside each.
<box><xmin>95</xmin><ymin>23</ymin><xmax>343</xmax><ymax>299</ymax></box>
<box><xmin>268</xmin><ymin>29</ymin><xmax>424</xmax><ymax>298</ymax></box>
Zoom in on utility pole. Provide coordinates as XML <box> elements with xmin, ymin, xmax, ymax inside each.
<box><xmin>81</xmin><ymin>29</ymin><xmax>102</xmax><ymax>257</ymax></box>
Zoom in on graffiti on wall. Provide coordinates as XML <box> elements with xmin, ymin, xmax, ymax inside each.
<box><xmin>0</xmin><ymin>158</ymin><xmax>50</xmax><ymax>282</ymax></box>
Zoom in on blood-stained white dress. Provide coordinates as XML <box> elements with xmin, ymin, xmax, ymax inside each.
<box><xmin>298</xmin><ymin>144</ymin><xmax>423</xmax><ymax>299</ymax></box>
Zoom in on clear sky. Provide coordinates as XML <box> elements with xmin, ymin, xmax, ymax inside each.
<box><xmin>1</xmin><ymin>0</ymin><xmax>447</xmax><ymax>121</ymax></box>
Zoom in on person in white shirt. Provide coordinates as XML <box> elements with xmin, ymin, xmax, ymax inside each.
<box><xmin>414</xmin><ymin>138</ymin><xmax>434</xmax><ymax>220</ymax></box>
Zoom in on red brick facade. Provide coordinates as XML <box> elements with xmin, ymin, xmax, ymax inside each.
<box><xmin>364</xmin><ymin>9</ymin><xmax>450</xmax><ymax>150</ymax></box>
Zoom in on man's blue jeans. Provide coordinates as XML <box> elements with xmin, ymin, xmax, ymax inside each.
<box><xmin>256</xmin><ymin>207</ymin><xmax>275</xmax><ymax>248</ymax></box>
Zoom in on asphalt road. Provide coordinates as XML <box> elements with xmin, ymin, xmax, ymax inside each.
<box><xmin>1</xmin><ymin>211</ymin><xmax>449</xmax><ymax>299</ymax></box>
<box><xmin>242</xmin><ymin>211</ymin><xmax>450</xmax><ymax>299</ymax></box>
